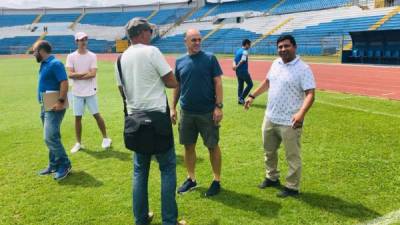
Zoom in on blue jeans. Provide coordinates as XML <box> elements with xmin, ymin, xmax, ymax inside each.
<box><xmin>236</xmin><ymin>71</ymin><xmax>253</xmax><ymax>100</ymax></box>
<box><xmin>40</xmin><ymin>107</ymin><xmax>70</xmax><ymax>170</ymax></box>
<box><xmin>133</xmin><ymin>148</ymin><xmax>177</xmax><ymax>225</ymax></box>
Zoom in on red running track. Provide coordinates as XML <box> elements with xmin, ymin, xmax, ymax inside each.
<box><xmin>7</xmin><ymin>54</ymin><xmax>399</xmax><ymax>100</ymax></box>
<box><xmin>96</xmin><ymin>54</ymin><xmax>400</xmax><ymax>100</ymax></box>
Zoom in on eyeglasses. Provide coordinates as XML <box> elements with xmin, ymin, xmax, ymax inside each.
<box><xmin>191</xmin><ymin>38</ymin><xmax>202</xmax><ymax>43</ymax></box>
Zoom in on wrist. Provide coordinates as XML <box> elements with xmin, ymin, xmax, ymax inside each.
<box><xmin>57</xmin><ymin>97</ymin><xmax>65</xmax><ymax>104</ymax></box>
<box><xmin>215</xmin><ymin>103</ymin><xmax>223</xmax><ymax>109</ymax></box>
<box><xmin>249</xmin><ymin>94</ymin><xmax>256</xmax><ymax>99</ymax></box>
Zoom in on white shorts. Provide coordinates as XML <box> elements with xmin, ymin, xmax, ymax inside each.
<box><xmin>73</xmin><ymin>95</ymin><xmax>99</xmax><ymax>116</ymax></box>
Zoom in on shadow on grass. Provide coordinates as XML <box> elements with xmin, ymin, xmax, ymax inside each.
<box><xmin>81</xmin><ymin>148</ymin><xmax>131</xmax><ymax>161</ymax></box>
<box><xmin>297</xmin><ymin>192</ymin><xmax>381</xmax><ymax>221</ymax></box>
<box><xmin>248</xmin><ymin>103</ymin><xmax>266</xmax><ymax>110</ymax></box>
<box><xmin>58</xmin><ymin>171</ymin><xmax>103</xmax><ymax>187</ymax></box>
<box><xmin>197</xmin><ymin>187</ymin><xmax>281</xmax><ymax>218</ymax></box>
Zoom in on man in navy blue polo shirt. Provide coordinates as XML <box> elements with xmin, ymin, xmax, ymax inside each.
<box><xmin>171</xmin><ymin>28</ymin><xmax>223</xmax><ymax>197</ymax></box>
<box><xmin>233</xmin><ymin>39</ymin><xmax>253</xmax><ymax>105</ymax></box>
<box><xmin>34</xmin><ymin>40</ymin><xmax>72</xmax><ymax>181</ymax></box>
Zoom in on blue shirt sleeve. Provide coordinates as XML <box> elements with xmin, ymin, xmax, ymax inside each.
<box><xmin>211</xmin><ymin>55</ymin><xmax>223</xmax><ymax>77</ymax></box>
<box><xmin>52</xmin><ymin>61</ymin><xmax>68</xmax><ymax>82</ymax></box>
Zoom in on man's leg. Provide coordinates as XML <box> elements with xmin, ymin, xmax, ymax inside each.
<box><xmin>87</xmin><ymin>95</ymin><xmax>108</xmax><ymax>138</ymax></box>
<box><xmin>281</xmin><ymin>126</ymin><xmax>302</xmax><ymax>190</ymax></box>
<box><xmin>93</xmin><ymin>113</ymin><xmax>107</xmax><ymax>138</ymax></box>
<box><xmin>237</xmin><ymin>75</ymin><xmax>244</xmax><ymax>101</ymax></box>
<box><xmin>242</xmin><ymin>72</ymin><xmax>253</xmax><ymax>100</ymax></box>
<box><xmin>208</xmin><ymin>145</ymin><xmax>221</xmax><ymax>181</ymax></box>
<box><xmin>75</xmin><ymin>116</ymin><xmax>82</xmax><ymax>143</ymax></box>
<box><xmin>177</xmin><ymin>110</ymin><xmax>198</xmax><ymax>193</ymax></box>
<box><xmin>44</xmin><ymin>110</ymin><xmax>71</xmax><ymax>178</ymax></box>
<box><xmin>184</xmin><ymin>144</ymin><xmax>197</xmax><ymax>180</ymax></box>
<box><xmin>71</xmin><ymin>95</ymin><xmax>84</xmax><ymax>153</ymax></box>
<box><xmin>133</xmin><ymin>152</ymin><xmax>151</xmax><ymax>225</ymax></box>
<box><xmin>156</xmin><ymin>148</ymin><xmax>178</xmax><ymax>225</ymax></box>
<box><xmin>262</xmin><ymin>118</ymin><xmax>281</xmax><ymax>181</ymax></box>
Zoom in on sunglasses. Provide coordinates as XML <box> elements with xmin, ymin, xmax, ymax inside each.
<box><xmin>76</xmin><ymin>38</ymin><xmax>88</xmax><ymax>42</ymax></box>
<box><xmin>191</xmin><ymin>38</ymin><xmax>202</xmax><ymax>42</ymax></box>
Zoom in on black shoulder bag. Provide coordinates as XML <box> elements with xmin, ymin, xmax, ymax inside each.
<box><xmin>117</xmin><ymin>55</ymin><xmax>174</xmax><ymax>155</ymax></box>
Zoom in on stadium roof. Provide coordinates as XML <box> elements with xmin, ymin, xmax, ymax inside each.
<box><xmin>0</xmin><ymin>0</ymin><xmax>189</xmax><ymax>9</ymax></box>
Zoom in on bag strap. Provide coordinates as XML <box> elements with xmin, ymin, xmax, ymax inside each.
<box><xmin>117</xmin><ymin>55</ymin><xmax>128</xmax><ymax>116</ymax></box>
<box><xmin>116</xmin><ymin>54</ymin><xmax>170</xmax><ymax>116</ymax></box>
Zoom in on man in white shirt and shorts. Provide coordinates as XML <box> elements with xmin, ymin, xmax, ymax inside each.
<box><xmin>66</xmin><ymin>32</ymin><xmax>111</xmax><ymax>153</ymax></box>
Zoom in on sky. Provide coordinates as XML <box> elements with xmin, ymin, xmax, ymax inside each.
<box><xmin>0</xmin><ymin>0</ymin><xmax>188</xmax><ymax>9</ymax></box>
<box><xmin>0</xmin><ymin>0</ymin><xmax>237</xmax><ymax>9</ymax></box>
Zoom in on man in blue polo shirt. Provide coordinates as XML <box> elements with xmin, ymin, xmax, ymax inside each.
<box><xmin>171</xmin><ymin>28</ymin><xmax>223</xmax><ymax>197</ymax></box>
<box><xmin>34</xmin><ymin>40</ymin><xmax>71</xmax><ymax>181</ymax></box>
<box><xmin>233</xmin><ymin>39</ymin><xmax>253</xmax><ymax>105</ymax></box>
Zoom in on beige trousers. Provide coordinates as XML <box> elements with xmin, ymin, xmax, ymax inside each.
<box><xmin>262</xmin><ymin>118</ymin><xmax>303</xmax><ymax>190</ymax></box>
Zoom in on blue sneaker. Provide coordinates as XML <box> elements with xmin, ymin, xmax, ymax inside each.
<box><xmin>38</xmin><ymin>166</ymin><xmax>56</xmax><ymax>176</ymax></box>
<box><xmin>54</xmin><ymin>165</ymin><xmax>72</xmax><ymax>181</ymax></box>
<box><xmin>177</xmin><ymin>178</ymin><xmax>197</xmax><ymax>194</ymax></box>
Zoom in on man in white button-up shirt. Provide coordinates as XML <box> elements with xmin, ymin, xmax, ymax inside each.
<box><xmin>244</xmin><ymin>35</ymin><xmax>316</xmax><ymax>198</ymax></box>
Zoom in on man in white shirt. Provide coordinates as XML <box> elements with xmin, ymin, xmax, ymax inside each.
<box><xmin>115</xmin><ymin>18</ymin><xmax>186</xmax><ymax>225</ymax></box>
<box><xmin>66</xmin><ymin>32</ymin><xmax>111</xmax><ymax>153</ymax></box>
<box><xmin>245</xmin><ymin>35</ymin><xmax>316</xmax><ymax>198</ymax></box>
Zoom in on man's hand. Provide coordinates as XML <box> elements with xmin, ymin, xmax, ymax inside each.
<box><xmin>291</xmin><ymin>111</ymin><xmax>305</xmax><ymax>129</ymax></box>
<box><xmin>213</xmin><ymin>107</ymin><xmax>223</xmax><ymax>125</ymax></box>
<box><xmin>52</xmin><ymin>102</ymin><xmax>65</xmax><ymax>111</ymax></box>
<box><xmin>170</xmin><ymin>109</ymin><xmax>178</xmax><ymax>125</ymax></box>
<box><xmin>232</xmin><ymin>65</ymin><xmax>237</xmax><ymax>71</ymax></box>
<box><xmin>244</xmin><ymin>97</ymin><xmax>254</xmax><ymax>110</ymax></box>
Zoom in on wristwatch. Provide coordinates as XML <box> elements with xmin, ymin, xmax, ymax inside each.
<box><xmin>57</xmin><ymin>98</ymin><xmax>65</xmax><ymax>103</ymax></box>
<box><xmin>215</xmin><ymin>103</ymin><xmax>223</xmax><ymax>109</ymax></box>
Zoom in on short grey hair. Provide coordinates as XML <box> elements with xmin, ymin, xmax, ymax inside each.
<box><xmin>125</xmin><ymin>17</ymin><xmax>155</xmax><ymax>39</ymax></box>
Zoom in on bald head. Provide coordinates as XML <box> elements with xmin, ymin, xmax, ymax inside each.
<box><xmin>184</xmin><ymin>28</ymin><xmax>202</xmax><ymax>55</ymax></box>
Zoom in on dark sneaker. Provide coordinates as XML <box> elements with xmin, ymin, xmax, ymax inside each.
<box><xmin>277</xmin><ymin>187</ymin><xmax>299</xmax><ymax>198</ymax></box>
<box><xmin>258</xmin><ymin>178</ymin><xmax>280</xmax><ymax>189</ymax></box>
<box><xmin>238</xmin><ymin>98</ymin><xmax>245</xmax><ymax>105</ymax></box>
<box><xmin>38</xmin><ymin>166</ymin><xmax>56</xmax><ymax>176</ymax></box>
<box><xmin>177</xmin><ymin>178</ymin><xmax>197</xmax><ymax>194</ymax></box>
<box><xmin>205</xmin><ymin>180</ymin><xmax>221</xmax><ymax>197</ymax></box>
<box><xmin>54</xmin><ymin>165</ymin><xmax>72</xmax><ymax>181</ymax></box>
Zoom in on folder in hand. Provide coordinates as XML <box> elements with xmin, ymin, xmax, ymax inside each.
<box><xmin>43</xmin><ymin>91</ymin><xmax>68</xmax><ymax>111</ymax></box>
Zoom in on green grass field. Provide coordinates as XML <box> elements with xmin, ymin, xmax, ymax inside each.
<box><xmin>1</xmin><ymin>57</ymin><xmax>400</xmax><ymax>225</ymax></box>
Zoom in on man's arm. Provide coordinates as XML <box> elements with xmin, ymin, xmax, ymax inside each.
<box><xmin>170</xmin><ymin>83</ymin><xmax>180</xmax><ymax>125</ymax></box>
<box><xmin>79</xmin><ymin>68</ymin><xmax>97</xmax><ymax>80</ymax></box>
<box><xmin>213</xmin><ymin>76</ymin><xmax>223</xmax><ymax>124</ymax></box>
<box><xmin>291</xmin><ymin>89</ymin><xmax>315</xmax><ymax>128</ymax></box>
<box><xmin>161</xmin><ymin>71</ymin><xmax>178</xmax><ymax>88</ymax></box>
<box><xmin>66</xmin><ymin>67</ymin><xmax>87</xmax><ymax>79</ymax></box>
<box><xmin>244</xmin><ymin>78</ymin><xmax>269</xmax><ymax>109</ymax></box>
<box><xmin>232</xmin><ymin>51</ymin><xmax>248</xmax><ymax>70</ymax></box>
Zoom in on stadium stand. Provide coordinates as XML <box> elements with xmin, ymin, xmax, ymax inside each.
<box><xmin>0</xmin><ymin>0</ymin><xmax>399</xmax><ymax>64</ymax></box>
<box><xmin>40</xmin><ymin>13</ymin><xmax>81</xmax><ymax>23</ymax></box>
<box><xmin>271</xmin><ymin>0</ymin><xmax>353</xmax><ymax>15</ymax></box>
<box><xmin>0</xmin><ymin>14</ymin><xmax>36</xmax><ymax>27</ymax></box>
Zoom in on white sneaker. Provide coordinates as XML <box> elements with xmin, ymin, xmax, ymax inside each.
<box><xmin>70</xmin><ymin>143</ymin><xmax>82</xmax><ymax>153</ymax></box>
<box><xmin>101</xmin><ymin>138</ymin><xmax>112</xmax><ymax>149</ymax></box>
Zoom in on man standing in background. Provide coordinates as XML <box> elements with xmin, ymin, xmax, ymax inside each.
<box><xmin>66</xmin><ymin>32</ymin><xmax>111</xmax><ymax>153</ymax></box>
<box><xmin>35</xmin><ymin>40</ymin><xmax>72</xmax><ymax>181</ymax></box>
<box><xmin>172</xmin><ymin>29</ymin><xmax>224</xmax><ymax>197</ymax></box>
<box><xmin>233</xmin><ymin>39</ymin><xmax>253</xmax><ymax>105</ymax></box>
